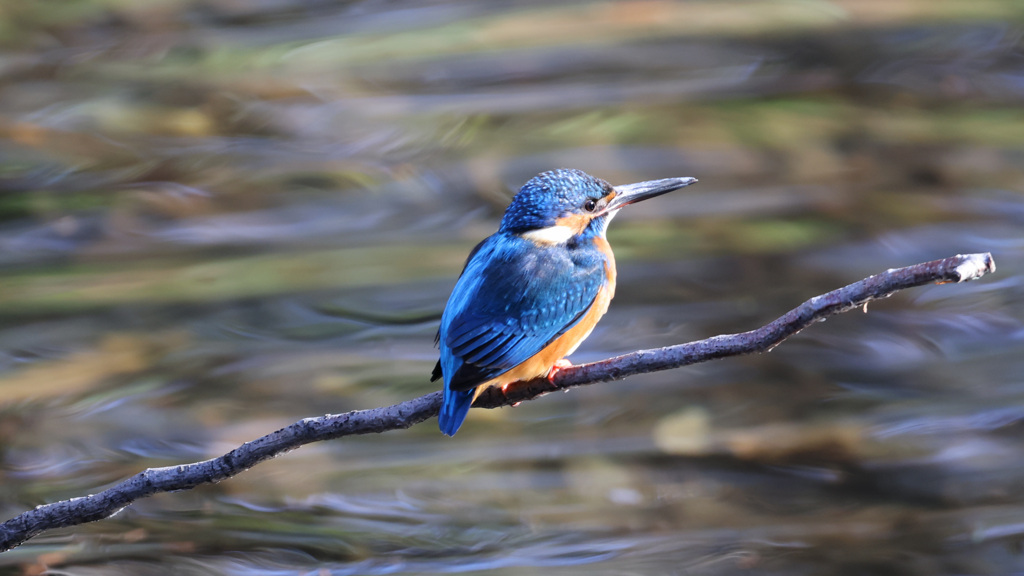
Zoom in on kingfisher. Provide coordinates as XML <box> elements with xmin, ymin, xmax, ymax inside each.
<box><xmin>433</xmin><ymin>169</ymin><xmax>697</xmax><ymax>436</ymax></box>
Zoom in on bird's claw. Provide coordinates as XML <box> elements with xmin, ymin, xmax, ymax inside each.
<box><xmin>547</xmin><ymin>359</ymin><xmax>573</xmax><ymax>382</ymax></box>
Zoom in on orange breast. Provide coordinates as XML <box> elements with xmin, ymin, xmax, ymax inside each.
<box><xmin>472</xmin><ymin>236</ymin><xmax>617</xmax><ymax>400</ymax></box>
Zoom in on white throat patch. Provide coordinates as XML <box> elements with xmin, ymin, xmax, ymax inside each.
<box><xmin>522</xmin><ymin>225</ymin><xmax>575</xmax><ymax>245</ymax></box>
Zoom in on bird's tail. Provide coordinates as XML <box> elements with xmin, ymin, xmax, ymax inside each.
<box><xmin>439</xmin><ymin>386</ymin><xmax>475</xmax><ymax>436</ymax></box>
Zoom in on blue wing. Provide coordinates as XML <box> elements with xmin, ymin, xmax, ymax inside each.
<box><xmin>437</xmin><ymin>232</ymin><xmax>607</xmax><ymax>393</ymax></box>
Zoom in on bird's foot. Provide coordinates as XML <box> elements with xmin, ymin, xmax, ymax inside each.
<box><xmin>547</xmin><ymin>359</ymin><xmax>573</xmax><ymax>382</ymax></box>
<box><xmin>499</xmin><ymin>380</ymin><xmax>527</xmax><ymax>407</ymax></box>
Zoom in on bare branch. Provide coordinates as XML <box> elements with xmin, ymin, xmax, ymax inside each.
<box><xmin>0</xmin><ymin>252</ymin><xmax>995</xmax><ymax>552</ymax></box>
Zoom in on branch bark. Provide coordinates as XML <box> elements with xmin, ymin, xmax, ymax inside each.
<box><xmin>0</xmin><ymin>253</ymin><xmax>996</xmax><ymax>552</ymax></box>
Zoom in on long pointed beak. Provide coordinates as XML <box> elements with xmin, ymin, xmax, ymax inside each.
<box><xmin>608</xmin><ymin>176</ymin><xmax>697</xmax><ymax>211</ymax></box>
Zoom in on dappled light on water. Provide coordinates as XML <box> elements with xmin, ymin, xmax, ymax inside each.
<box><xmin>2</xmin><ymin>0</ymin><xmax>1024</xmax><ymax>574</ymax></box>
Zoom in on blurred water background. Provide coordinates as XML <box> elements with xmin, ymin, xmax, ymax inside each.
<box><xmin>1</xmin><ymin>0</ymin><xmax>1023</xmax><ymax>574</ymax></box>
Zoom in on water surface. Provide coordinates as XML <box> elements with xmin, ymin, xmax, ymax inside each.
<box><xmin>1</xmin><ymin>1</ymin><xmax>1024</xmax><ymax>574</ymax></box>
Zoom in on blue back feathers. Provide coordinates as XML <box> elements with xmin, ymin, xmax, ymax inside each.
<box><xmin>436</xmin><ymin>169</ymin><xmax>616</xmax><ymax>436</ymax></box>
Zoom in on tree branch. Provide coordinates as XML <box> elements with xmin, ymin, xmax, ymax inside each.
<box><xmin>0</xmin><ymin>252</ymin><xmax>996</xmax><ymax>552</ymax></box>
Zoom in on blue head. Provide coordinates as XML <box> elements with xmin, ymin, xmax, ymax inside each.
<box><xmin>499</xmin><ymin>169</ymin><xmax>697</xmax><ymax>244</ymax></box>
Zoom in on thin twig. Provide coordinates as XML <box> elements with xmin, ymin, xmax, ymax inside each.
<box><xmin>0</xmin><ymin>253</ymin><xmax>996</xmax><ymax>552</ymax></box>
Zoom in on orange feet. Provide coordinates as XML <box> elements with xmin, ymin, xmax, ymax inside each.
<box><xmin>495</xmin><ymin>360</ymin><xmax>574</xmax><ymax>407</ymax></box>
<box><xmin>547</xmin><ymin>358</ymin><xmax>573</xmax><ymax>382</ymax></box>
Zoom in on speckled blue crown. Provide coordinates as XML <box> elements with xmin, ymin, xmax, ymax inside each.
<box><xmin>499</xmin><ymin>169</ymin><xmax>611</xmax><ymax>233</ymax></box>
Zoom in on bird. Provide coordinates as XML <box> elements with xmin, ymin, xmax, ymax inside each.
<box><xmin>432</xmin><ymin>168</ymin><xmax>697</xmax><ymax>436</ymax></box>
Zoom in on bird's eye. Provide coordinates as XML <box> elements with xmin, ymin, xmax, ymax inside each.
<box><xmin>583</xmin><ymin>199</ymin><xmax>598</xmax><ymax>212</ymax></box>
